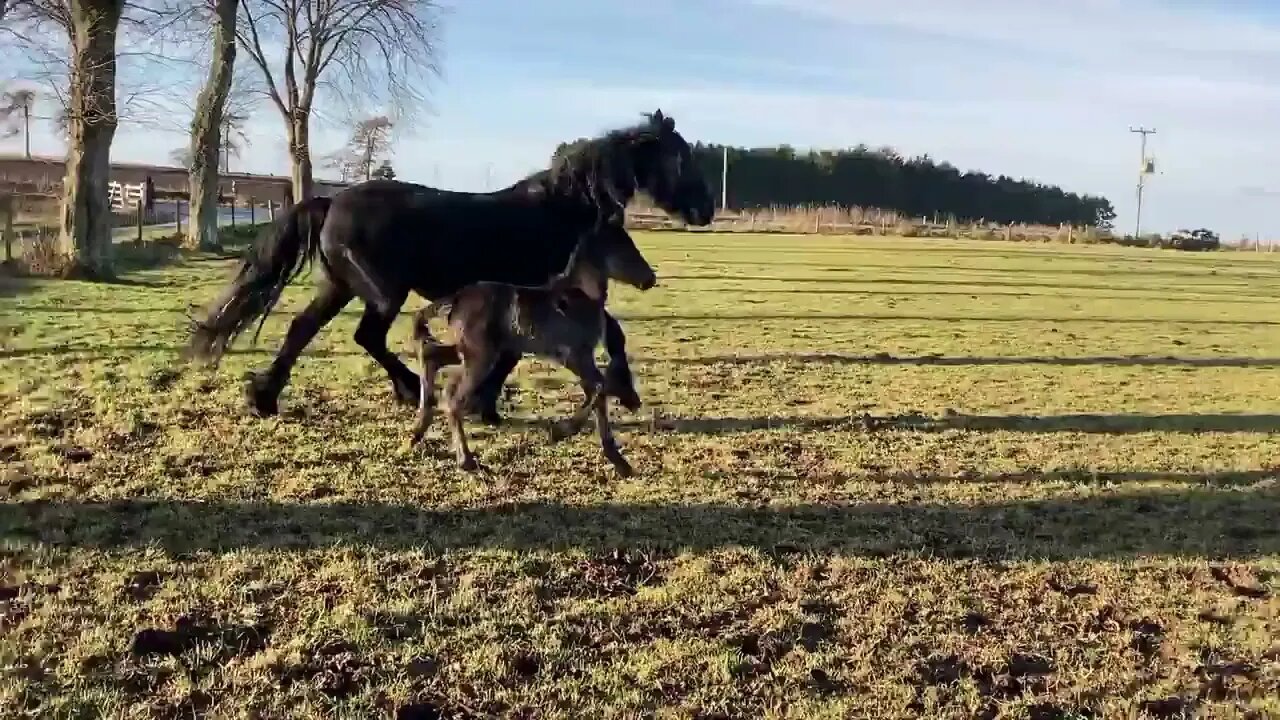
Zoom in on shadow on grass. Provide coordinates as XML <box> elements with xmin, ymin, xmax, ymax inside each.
<box><xmin>613</xmin><ymin>412</ymin><xmax>1280</xmax><ymax>435</ymax></box>
<box><xmin>668</xmin><ymin>285</ymin><xmax>1279</xmax><ymax>307</ymax></box>
<box><xmin>2</xmin><ymin>488</ymin><xmax>1276</xmax><ymax>559</ymax></box>
<box><xmin>617</xmin><ymin>312</ymin><xmax>1280</xmax><ymax>326</ymax></box>
<box><xmin>8</xmin><ymin>344</ymin><xmax>1280</xmax><ymax>381</ymax></box>
<box><xmin>640</xmin><ymin>353</ymin><xmax>1280</xmax><ymax>369</ymax></box>
<box><xmin>0</xmin><ymin>343</ymin><xmax>365</xmax><ymax>360</ymax></box>
<box><xmin>663</xmin><ymin>259</ymin><xmax>1280</xmax><ymax>282</ymax></box>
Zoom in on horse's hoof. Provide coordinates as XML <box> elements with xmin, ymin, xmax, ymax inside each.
<box><xmin>611</xmin><ymin>458</ymin><xmax>635</xmax><ymax>478</ymax></box>
<box><xmin>616</xmin><ymin>392</ymin><xmax>642</xmax><ymax>413</ymax></box>
<box><xmin>459</xmin><ymin>456</ymin><xmax>479</xmax><ymax>472</ymax></box>
<box><xmin>548</xmin><ymin>422</ymin><xmax>572</xmax><ymax>443</ymax></box>
<box><xmin>244</xmin><ymin>374</ymin><xmax>279</xmax><ymax>417</ymax></box>
<box><xmin>393</xmin><ymin>383</ymin><xmax>420</xmax><ymax>406</ymax></box>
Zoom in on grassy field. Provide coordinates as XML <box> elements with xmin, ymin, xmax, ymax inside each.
<box><xmin>1</xmin><ymin>231</ymin><xmax>1278</xmax><ymax>719</ymax></box>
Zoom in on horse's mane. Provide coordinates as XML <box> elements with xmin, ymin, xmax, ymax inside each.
<box><xmin>516</xmin><ymin>112</ymin><xmax>673</xmax><ymax>220</ymax></box>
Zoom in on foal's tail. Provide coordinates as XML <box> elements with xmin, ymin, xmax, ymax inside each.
<box><xmin>186</xmin><ymin>195</ymin><xmax>332</xmax><ymax>364</ymax></box>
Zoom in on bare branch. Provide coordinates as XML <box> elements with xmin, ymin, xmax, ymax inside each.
<box><xmin>233</xmin><ymin>0</ymin><xmax>443</xmax><ymax>199</ymax></box>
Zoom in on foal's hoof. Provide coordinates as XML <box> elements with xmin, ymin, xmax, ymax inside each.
<box><xmin>244</xmin><ymin>373</ymin><xmax>279</xmax><ymax>417</ymax></box>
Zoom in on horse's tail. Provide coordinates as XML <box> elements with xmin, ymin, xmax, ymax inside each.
<box><xmin>186</xmin><ymin>195</ymin><xmax>332</xmax><ymax>364</ymax></box>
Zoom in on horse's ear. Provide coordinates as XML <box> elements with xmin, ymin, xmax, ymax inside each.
<box><xmin>660</xmin><ymin>113</ymin><xmax>675</xmax><ymax>132</ymax></box>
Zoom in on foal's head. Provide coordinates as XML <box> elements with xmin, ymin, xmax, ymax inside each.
<box><xmin>559</xmin><ymin>222</ymin><xmax>657</xmax><ymax>298</ymax></box>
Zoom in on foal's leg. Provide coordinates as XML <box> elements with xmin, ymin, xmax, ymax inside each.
<box><xmin>548</xmin><ymin>350</ymin><xmax>607</xmax><ymax>443</ymax></box>
<box><xmin>592</xmin><ymin>385</ymin><xmax>634</xmax><ymax>477</ymax></box>
<box><xmin>411</xmin><ymin>342</ymin><xmax>461</xmax><ymax>445</ymax></box>
<box><xmin>410</xmin><ymin>342</ymin><xmax>439</xmax><ymax>446</ymax></box>
<box><xmin>353</xmin><ymin>295</ymin><xmax>419</xmax><ymax>405</ymax></box>
<box><xmin>602</xmin><ymin>312</ymin><xmax>642</xmax><ymax>412</ymax></box>
<box><xmin>444</xmin><ymin>348</ymin><xmax>498</xmax><ymax>472</ymax></box>
<box><xmin>554</xmin><ymin>349</ymin><xmax>634</xmax><ymax>477</ymax></box>
<box><xmin>246</xmin><ymin>277</ymin><xmax>353</xmax><ymax>417</ymax></box>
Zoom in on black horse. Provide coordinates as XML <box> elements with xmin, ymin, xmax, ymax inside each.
<box><xmin>188</xmin><ymin>110</ymin><xmax>714</xmax><ymax>416</ymax></box>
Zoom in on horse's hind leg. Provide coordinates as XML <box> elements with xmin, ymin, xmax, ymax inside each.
<box><xmin>468</xmin><ymin>350</ymin><xmax>520</xmax><ymax>426</ymax></box>
<box><xmin>247</xmin><ymin>278</ymin><xmax>352</xmax><ymax>416</ymax></box>
<box><xmin>353</xmin><ymin>295</ymin><xmax>418</xmax><ymax>405</ymax></box>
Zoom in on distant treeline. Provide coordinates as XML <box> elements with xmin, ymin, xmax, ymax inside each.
<box><xmin>555</xmin><ymin>139</ymin><xmax>1115</xmax><ymax>229</ymax></box>
<box><xmin>692</xmin><ymin>144</ymin><xmax>1116</xmax><ymax>229</ymax></box>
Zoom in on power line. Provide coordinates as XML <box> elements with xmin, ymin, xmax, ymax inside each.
<box><xmin>1129</xmin><ymin>126</ymin><xmax>1156</xmax><ymax>238</ymax></box>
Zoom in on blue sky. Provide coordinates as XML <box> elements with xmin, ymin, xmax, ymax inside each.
<box><xmin>9</xmin><ymin>0</ymin><xmax>1280</xmax><ymax>239</ymax></box>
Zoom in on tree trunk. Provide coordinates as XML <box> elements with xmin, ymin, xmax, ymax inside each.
<box><xmin>60</xmin><ymin>0</ymin><xmax>124</xmax><ymax>279</ymax></box>
<box><xmin>186</xmin><ymin>0</ymin><xmax>239</xmax><ymax>250</ymax></box>
<box><xmin>287</xmin><ymin>112</ymin><xmax>314</xmax><ymax>202</ymax></box>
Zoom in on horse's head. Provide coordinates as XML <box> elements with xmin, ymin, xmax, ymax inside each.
<box><xmin>626</xmin><ymin>110</ymin><xmax>715</xmax><ymax>227</ymax></box>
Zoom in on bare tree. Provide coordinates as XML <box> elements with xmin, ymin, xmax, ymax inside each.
<box><xmin>323</xmin><ymin>114</ymin><xmax>392</xmax><ymax>182</ymax></box>
<box><xmin>2</xmin><ymin>1</ymin><xmax>128</xmax><ymax>277</ymax></box>
<box><xmin>185</xmin><ymin>0</ymin><xmax>237</xmax><ymax>250</ymax></box>
<box><xmin>0</xmin><ymin>88</ymin><xmax>37</xmax><ymax>157</ymax></box>
<box><xmin>235</xmin><ymin>0</ymin><xmax>441</xmax><ymax>201</ymax></box>
<box><xmin>169</xmin><ymin>145</ymin><xmax>191</xmax><ymax>169</ymax></box>
<box><xmin>3</xmin><ymin>0</ymin><xmax>188</xmax><ymax>277</ymax></box>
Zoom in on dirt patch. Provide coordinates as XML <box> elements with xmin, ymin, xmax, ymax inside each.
<box><xmin>396</xmin><ymin>703</ymin><xmax>444</xmax><ymax>720</ymax></box>
<box><xmin>1210</xmin><ymin>566</ymin><xmax>1269</xmax><ymax>600</ymax></box>
<box><xmin>1028</xmin><ymin>703</ymin><xmax>1096</xmax><ymax>720</ymax></box>
<box><xmin>1195</xmin><ymin>650</ymin><xmax>1261</xmax><ymax>702</ymax></box>
<box><xmin>960</xmin><ymin>610</ymin><xmax>991</xmax><ymax>635</ymax></box>
<box><xmin>54</xmin><ymin>444</ymin><xmax>93</xmax><ymax>463</ymax></box>
<box><xmin>365</xmin><ymin>610</ymin><xmax>425</xmax><ymax>641</ymax></box>
<box><xmin>130</xmin><ymin>615</ymin><xmax>269</xmax><ymax>660</ymax></box>
<box><xmin>1140</xmin><ymin>696</ymin><xmax>1194</xmax><ymax>719</ymax></box>
<box><xmin>1047</xmin><ymin>575</ymin><xmax>1098</xmax><ymax>597</ymax></box>
<box><xmin>276</xmin><ymin>640</ymin><xmax>374</xmax><ymax>699</ymax></box>
<box><xmin>509</xmin><ymin>651</ymin><xmax>540</xmax><ymax>680</ymax></box>
<box><xmin>122</xmin><ymin>571</ymin><xmax>165</xmax><ymax>602</ymax></box>
<box><xmin>1127</xmin><ymin>619</ymin><xmax>1165</xmax><ymax>660</ymax></box>
<box><xmin>544</xmin><ymin>549</ymin><xmax>667</xmax><ymax>600</ymax></box>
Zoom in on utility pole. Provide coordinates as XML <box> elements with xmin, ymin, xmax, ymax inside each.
<box><xmin>222</xmin><ymin>117</ymin><xmax>231</xmax><ymax>175</ymax></box>
<box><xmin>22</xmin><ymin>98</ymin><xmax>31</xmax><ymax>159</ymax></box>
<box><xmin>720</xmin><ymin>145</ymin><xmax>728</xmax><ymax>210</ymax></box>
<box><xmin>365</xmin><ymin>133</ymin><xmax>374</xmax><ymax>181</ymax></box>
<box><xmin>1129</xmin><ymin>126</ymin><xmax>1156</xmax><ymax>238</ymax></box>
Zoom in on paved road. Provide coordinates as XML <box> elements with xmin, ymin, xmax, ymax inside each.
<box><xmin>131</xmin><ymin>204</ymin><xmax>272</xmax><ymax>235</ymax></box>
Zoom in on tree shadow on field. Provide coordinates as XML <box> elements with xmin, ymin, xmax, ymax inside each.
<box><xmin>642</xmin><ymin>352</ymin><xmax>1280</xmax><ymax>369</ymax></box>
<box><xmin>619</xmin><ymin>411</ymin><xmax>1280</xmax><ymax>435</ymax></box>
<box><xmin>2</xmin><ymin>487</ymin><xmax>1277</xmax><ymax>560</ymax></box>
<box><xmin>618</xmin><ymin>312</ymin><xmax>1280</xmax><ymax>327</ymax></box>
